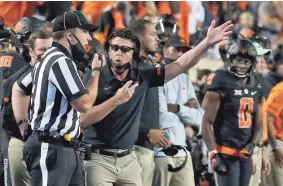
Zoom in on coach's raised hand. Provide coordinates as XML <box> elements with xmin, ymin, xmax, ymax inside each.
<box><xmin>206</xmin><ymin>20</ymin><xmax>234</xmax><ymax>46</ymax></box>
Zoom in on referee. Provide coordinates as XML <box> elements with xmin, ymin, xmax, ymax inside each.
<box><xmin>12</xmin><ymin>11</ymin><xmax>116</xmax><ymax>186</ymax></box>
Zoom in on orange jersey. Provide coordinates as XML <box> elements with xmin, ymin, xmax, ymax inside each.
<box><xmin>266</xmin><ymin>82</ymin><xmax>283</xmax><ymax>140</ymax></box>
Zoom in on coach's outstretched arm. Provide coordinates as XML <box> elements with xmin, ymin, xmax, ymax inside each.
<box><xmin>165</xmin><ymin>20</ymin><xmax>233</xmax><ymax>83</ymax></box>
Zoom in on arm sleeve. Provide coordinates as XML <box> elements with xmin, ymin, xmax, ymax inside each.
<box><xmin>142</xmin><ymin>64</ymin><xmax>165</xmax><ymax>88</ymax></box>
<box><xmin>16</xmin><ymin>68</ymin><xmax>32</xmax><ymax>95</ymax></box>
<box><xmin>178</xmin><ymin>76</ymin><xmax>204</xmax><ymax>126</ymax></box>
<box><xmin>49</xmin><ymin>58</ymin><xmax>87</xmax><ymax>102</ymax></box>
<box><xmin>266</xmin><ymin>85</ymin><xmax>283</xmax><ymax>117</ymax></box>
<box><xmin>158</xmin><ymin>86</ymin><xmax>179</xmax><ymax>129</ymax></box>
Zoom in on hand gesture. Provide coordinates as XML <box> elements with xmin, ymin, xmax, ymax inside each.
<box><xmin>91</xmin><ymin>53</ymin><xmax>106</xmax><ymax>69</ymax></box>
<box><xmin>147</xmin><ymin>129</ymin><xmax>171</xmax><ymax>148</ymax></box>
<box><xmin>206</xmin><ymin>20</ymin><xmax>234</xmax><ymax>46</ymax></box>
<box><xmin>185</xmin><ymin>98</ymin><xmax>200</xmax><ymax>109</ymax></box>
<box><xmin>114</xmin><ymin>80</ymin><xmax>139</xmax><ymax>104</ymax></box>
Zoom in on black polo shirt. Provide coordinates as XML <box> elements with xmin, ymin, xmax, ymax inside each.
<box><xmin>136</xmin><ymin>59</ymin><xmax>160</xmax><ymax>149</ymax></box>
<box><xmin>82</xmin><ymin>62</ymin><xmax>165</xmax><ymax>149</ymax></box>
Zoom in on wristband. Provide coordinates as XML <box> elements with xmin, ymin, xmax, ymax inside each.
<box><xmin>272</xmin><ymin>145</ymin><xmax>280</xmax><ymax>152</ymax></box>
<box><xmin>92</xmin><ymin>67</ymin><xmax>101</xmax><ymax>72</ymax></box>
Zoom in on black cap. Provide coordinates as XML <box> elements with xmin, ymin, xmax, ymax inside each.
<box><xmin>53</xmin><ymin>11</ymin><xmax>99</xmax><ymax>32</ymax></box>
<box><xmin>164</xmin><ymin>36</ymin><xmax>191</xmax><ymax>50</ymax></box>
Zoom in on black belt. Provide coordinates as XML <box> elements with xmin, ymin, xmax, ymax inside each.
<box><xmin>32</xmin><ymin>131</ymin><xmax>78</xmax><ymax>148</ymax></box>
<box><xmin>91</xmin><ymin>146</ymin><xmax>132</xmax><ymax>158</ymax></box>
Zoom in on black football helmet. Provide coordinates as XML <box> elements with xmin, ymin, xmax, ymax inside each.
<box><xmin>14</xmin><ymin>17</ymin><xmax>44</xmax><ymax>44</ymax></box>
<box><xmin>156</xmin><ymin>14</ymin><xmax>180</xmax><ymax>42</ymax></box>
<box><xmin>13</xmin><ymin>17</ymin><xmax>45</xmax><ymax>62</ymax></box>
<box><xmin>226</xmin><ymin>39</ymin><xmax>257</xmax><ymax>78</ymax></box>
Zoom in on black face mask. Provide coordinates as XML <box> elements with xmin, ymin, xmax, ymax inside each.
<box><xmin>68</xmin><ymin>33</ymin><xmax>87</xmax><ymax>62</ymax></box>
<box><xmin>163</xmin><ymin>57</ymin><xmax>176</xmax><ymax>65</ymax></box>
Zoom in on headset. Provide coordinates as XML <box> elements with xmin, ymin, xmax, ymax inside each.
<box><xmin>104</xmin><ymin>29</ymin><xmax>142</xmax><ymax>80</ymax></box>
<box><xmin>155</xmin><ymin>145</ymin><xmax>189</xmax><ymax>172</ymax></box>
<box><xmin>105</xmin><ymin>28</ymin><xmax>141</xmax><ymax>63</ymax></box>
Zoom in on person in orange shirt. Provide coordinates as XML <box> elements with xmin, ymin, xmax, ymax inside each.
<box><xmin>265</xmin><ymin>80</ymin><xmax>283</xmax><ymax>186</ymax></box>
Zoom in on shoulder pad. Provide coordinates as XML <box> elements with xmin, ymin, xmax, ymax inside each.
<box><xmin>205</xmin><ymin>69</ymin><xmax>228</xmax><ymax>92</ymax></box>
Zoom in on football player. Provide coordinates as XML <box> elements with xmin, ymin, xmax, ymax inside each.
<box><xmin>202</xmin><ymin>38</ymin><xmax>264</xmax><ymax>186</ymax></box>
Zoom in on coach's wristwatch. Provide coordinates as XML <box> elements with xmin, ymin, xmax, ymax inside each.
<box><xmin>176</xmin><ymin>104</ymin><xmax>180</xmax><ymax>113</ymax></box>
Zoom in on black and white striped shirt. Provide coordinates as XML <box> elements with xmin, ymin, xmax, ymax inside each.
<box><xmin>17</xmin><ymin>42</ymin><xmax>87</xmax><ymax>139</ymax></box>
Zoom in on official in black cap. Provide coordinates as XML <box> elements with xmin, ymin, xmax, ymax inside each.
<box><xmin>12</xmin><ymin>10</ymin><xmax>118</xmax><ymax>186</ymax></box>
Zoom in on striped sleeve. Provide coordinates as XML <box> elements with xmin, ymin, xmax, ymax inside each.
<box><xmin>17</xmin><ymin>68</ymin><xmax>32</xmax><ymax>95</ymax></box>
<box><xmin>49</xmin><ymin>58</ymin><xmax>87</xmax><ymax>102</ymax></box>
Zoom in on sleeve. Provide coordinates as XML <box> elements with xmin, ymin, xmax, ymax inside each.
<box><xmin>178</xmin><ymin>76</ymin><xmax>204</xmax><ymax>126</ymax></box>
<box><xmin>49</xmin><ymin>58</ymin><xmax>87</xmax><ymax>102</ymax></box>
<box><xmin>158</xmin><ymin>86</ymin><xmax>179</xmax><ymax>129</ymax></box>
<box><xmin>141</xmin><ymin>64</ymin><xmax>165</xmax><ymax>88</ymax></box>
<box><xmin>16</xmin><ymin>68</ymin><xmax>32</xmax><ymax>95</ymax></box>
<box><xmin>266</xmin><ymin>84</ymin><xmax>283</xmax><ymax>117</ymax></box>
<box><xmin>204</xmin><ymin>70</ymin><xmax>224</xmax><ymax>93</ymax></box>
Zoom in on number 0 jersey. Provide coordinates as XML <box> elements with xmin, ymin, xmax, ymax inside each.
<box><xmin>205</xmin><ymin>69</ymin><xmax>265</xmax><ymax>149</ymax></box>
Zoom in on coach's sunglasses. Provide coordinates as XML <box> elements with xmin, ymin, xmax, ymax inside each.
<box><xmin>110</xmin><ymin>44</ymin><xmax>134</xmax><ymax>53</ymax></box>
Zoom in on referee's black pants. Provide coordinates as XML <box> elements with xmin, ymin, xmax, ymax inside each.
<box><xmin>23</xmin><ymin>135</ymin><xmax>84</xmax><ymax>186</ymax></box>
<box><xmin>214</xmin><ymin>154</ymin><xmax>252</xmax><ymax>186</ymax></box>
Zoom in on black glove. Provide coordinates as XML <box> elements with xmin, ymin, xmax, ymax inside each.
<box><xmin>210</xmin><ymin>151</ymin><xmax>226</xmax><ymax>173</ymax></box>
<box><xmin>245</xmin><ymin>143</ymin><xmax>255</xmax><ymax>154</ymax></box>
<box><xmin>240</xmin><ymin>142</ymin><xmax>255</xmax><ymax>158</ymax></box>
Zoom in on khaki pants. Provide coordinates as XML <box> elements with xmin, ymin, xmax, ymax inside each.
<box><xmin>134</xmin><ymin>146</ymin><xmax>154</xmax><ymax>186</ymax></box>
<box><xmin>265</xmin><ymin>139</ymin><xmax>283</xmax><ymax>186</ymax></box>
<box><xmin>84</xmin><ymin>151</ymin><xmax>142</xmax><ymax>186</ymax></box>
<box><xmin>249</xmin><ymin>146</ymin><xmax>263</xmax><ymax>186</ymax></box>
<box><xmin>8</xmin><ymin>137</ymin><xmax>31</xmax><ymax>186</ymax></box>
<box><xmin>152</xmin><ymin>156</ymin><xmax>195</xmax><ymax>186</ymax></box>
